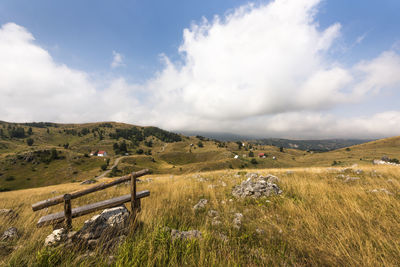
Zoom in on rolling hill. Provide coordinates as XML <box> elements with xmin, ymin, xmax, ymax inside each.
<box><xmin>0</xmin><ymin>120</ymin><xmax>399</xmax><ymax>191</ymax></box>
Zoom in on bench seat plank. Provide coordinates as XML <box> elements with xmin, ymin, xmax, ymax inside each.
<box><xmin>37</xmin><ymin>190</ymin><xmax>150</xmax><ymax>227</ymax></box>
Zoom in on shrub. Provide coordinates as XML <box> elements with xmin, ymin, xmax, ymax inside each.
<box><xmin>101</xmin><ymin>164</ymin><xmax>107</xmax><ymax>171</ymax></box>
<box><xmin>26</xmin><ymin>138</ymin><xmax>34</xmax><ymax>146</ymax></box>
<box><xmin>197</xmin><ymin>141</ymin><xmax>204</xmax><ymax>148</ymax></box>
<box><xmin>5</xmin><ymin>176</ymin><xmax>15</xmax><ymax>181</ymax></box>
<box><xmin>250</xmin><ymin>158</ymin><xmax>258</xmax><ymax>164</ymax></box>
<box><xmin>248</xmin><ymin>151</ymin><xmax>254</xmax><ymax>157</ymax></box>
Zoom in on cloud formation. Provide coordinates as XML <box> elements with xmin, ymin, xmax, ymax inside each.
<box><xmin>1</xmin><ymin>0</ymin><xmax>400</xmax><ymax>139</ymax></box>
<box><xmin>111</xmin><ymin>51</ymin><xmax>124</xmax><ymax>68</ymax></box>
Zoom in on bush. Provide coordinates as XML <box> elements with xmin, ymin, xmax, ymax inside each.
<box><xmin>250</xmin><ymin>158</ymin><xmax>258</xmax><ymax>164</ymax></box>
<box><xmin>136</xmin><ymin>149</ymin><xmax>144</xmax><ymax>155</ymax></box>
<box><xmin>5</xmin><ymin>176</ymin><xmax>15</xmax><ymax>181</ymax></box>
<box><xmin>248</xmin><ymin>151</ymin><xmax>254</xmax><ymax>157</ymax></box>
<box><xmin>197</xmin><ymin>141</ymin><xmax>204</xmax><ymax>148</ymax></box>
<box><xmin>101</xmin><ymin>164</ymin><xmax>107</xmax><ymax>171</ymax></box>
<box><xmin>26</xmin><ymin>138</ymin><xmax>34</xmax><ymax>146</ymax></box>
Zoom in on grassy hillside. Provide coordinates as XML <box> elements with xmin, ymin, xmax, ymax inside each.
<box><xmin>1</xmin><ymin>120</ymin><xmax>399</xmax><ymax>191</ymax></box>
<box><xmin>1</xmin><ymin>165</ymin><xmax>399</xmax><ymax>266</ymax></box>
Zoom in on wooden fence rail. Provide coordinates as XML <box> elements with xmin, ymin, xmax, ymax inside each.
<box><xmin>32</xmin><ymin>169</ymin><xmax>150</xmax><ymax>229</ymax></box>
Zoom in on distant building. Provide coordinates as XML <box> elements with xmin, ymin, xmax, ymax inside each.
<box><xmin>89</xmin><ymin>151</ymin><xmax>97</xmax><ymax>156</ymax></box>
<box><xmin>258</xmin><ymin>153</ymin><xmax>265</xmax><ymax>158</ymax></box>
<box><xmin>97</xmin><ymin>150</ymin><xmax>107</xmax><ymax>157</ymax></box>
<box><xmin>234</xmin><ymin>155</ymin><xmax>239</xmax><ymax>159</ymax></box>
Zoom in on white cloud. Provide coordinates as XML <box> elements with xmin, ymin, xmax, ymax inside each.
<box><xmin>111</xmin><ymin>50</ymin><xmax>124</xmax><ymax>68</ymax></box>
<box><xmin>1</xmin><ymin>0</ymin><xmax>400</xmax><ymax>139</ymax></box>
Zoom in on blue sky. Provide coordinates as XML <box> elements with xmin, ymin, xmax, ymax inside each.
<box><xmin>0</xmin><ymin>0</ymin><xmax>399</xmax><ymax>138</ymax></box>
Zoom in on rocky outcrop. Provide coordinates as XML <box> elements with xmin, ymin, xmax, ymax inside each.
<box><xmin>45</xmin><ymin>228</ymin><xmax>68</xmax><ymax>247</ymax></box>
<box><xmin>232</xmin><ymin>175</ymin><xmax>282</xmax><ymax>198</ymax></box>
<box><xmin>44</xmin><ymin>205</ymin><xmax>130</xmax><ymax>251</ymax></box>
<box><xmin>75</xmin><ymin>205</ymin><xmax>130</xmax><ymax>242</ymax></box>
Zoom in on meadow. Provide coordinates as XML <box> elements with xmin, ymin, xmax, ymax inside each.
<box><xmin>1</xmin><ymin>164</ymin><xmax>399</xmax><ymax>266</ymax></box>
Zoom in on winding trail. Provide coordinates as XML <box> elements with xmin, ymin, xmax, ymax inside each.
<box><xmin>95</xmin><ymin>156</ymin><xmax>127</xmax><ymax>179</ymax></box>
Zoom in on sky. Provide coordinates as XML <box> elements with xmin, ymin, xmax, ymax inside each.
<box><xmin>0</xmin><ymin>0</ymin><xmax>400</xmax><ymax>139</ymax></box>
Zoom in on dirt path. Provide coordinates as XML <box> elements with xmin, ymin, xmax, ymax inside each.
<box><xmin>95</xmin><ymin>156</ymin><xmax>126</xmax><ymax>179</ymax></box>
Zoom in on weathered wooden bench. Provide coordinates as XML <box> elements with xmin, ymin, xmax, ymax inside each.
<box><xmin>32</xmin><ymin>169</ymin><xmax>150</xmax><ymax>229</ymax></box>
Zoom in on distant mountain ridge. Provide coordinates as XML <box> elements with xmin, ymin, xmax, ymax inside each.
<box><xmin>253</xmin><ymin>138</ymin><xmax>374</xmax><ymax>152</ymax></box>
<box><xmin>178</xmin><ymin>131</ymin><xmax>373</xmax><ymax>151</ymax></box>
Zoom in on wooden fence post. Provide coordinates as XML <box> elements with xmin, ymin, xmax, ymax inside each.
<box><xmin>130</xmin><ymin>174</ymin><xmax>137</xmax><ymax>219</ymax></box>
<box><xmin>63</xmin><ymin>194</ymin><xmax>72</xmax><ymax>230</ymax></box>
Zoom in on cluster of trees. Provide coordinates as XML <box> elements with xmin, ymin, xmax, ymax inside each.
<box><xmin>22</xmin><ymin>122</ymin><xmax>58</xmax><ymax>128</ymax></box>
<box><xmin>9</xmin><ymin>127</ymin><xmax>26</xmax><ymax>138</ymax></box>
<box><xmin>113</xmin><ymin>141</ymin><xmax>128</xmax><ymax>155</ymax></box>
<box><xmin>110</xmin><ymin>127</ymin><xmax>144</xmax><ymax>143</ymax></box>
<box><xmin>143</xmin><ymin>127</ymin><xmax>182</xmax><ymax>142</ymax></box>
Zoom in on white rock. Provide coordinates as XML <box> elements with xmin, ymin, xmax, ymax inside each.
<box><xmin>193</xmin><ymin>199</ymin><xmax>208</xmax><ymax>211</ymax></box>
<box><xmin>45</xmin><ymin>228</ymin><xmax>67</xmax><ymax>247</ymax></box>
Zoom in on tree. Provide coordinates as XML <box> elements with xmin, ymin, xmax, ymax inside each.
<box><xmin>145</xmin><ymin>140</ymin><xmax>153</xmax><ymax>147</ymax></box>
<box><xmin>136</xmin><ymin>148</ymin><xmax>144</xmax><ymax>155</ymax></box>
<box><xmin>50</xmin><ymin>148</ymin><xmax>58</xmax><ymax>160</ymax></box>
<box><xmin>250</xmin><ymin>158</ymin><xmax>258</xmax><ymax>164</ymax></box>
<box><xmin>119</xmin><ymin>141</ymin><xmax>128</xmax><ymax>153</ymax></box>
<box><xmin>27</xmin><ymin>127</ymin><xmax>33</xmax><ymax>135</ymax></box>
<box><xmin>236</xmin><ymin>141</ymin><xmax>242</xmax><ymax>150</ymax></box>
<box><xmin>101</xmin><ymin>164</ymin><xmax>107</xmax><ymax>171</ymax></box>
<box><xmin>248</xmin><ymin>151</ymin><xmax>254</xmax><ymax>157</ymax></box>
<box><xmin>279</xmin><ymin>146</ymin><xmax>284</xmax><ymax>152</ymax></box>
<box><xmin>197</xmin><ymin>141</ymin><xmax>204</xmax><ymax>148</ymax></box>
<box><xmin>63</xmin><ymin>143</ymin><xmax>69</xmax><ymax>149</ymax></box>
<box><xmin>26</xmin><ymin>138</ymin><xmax>34</xmax><ymax>146</ymax></box>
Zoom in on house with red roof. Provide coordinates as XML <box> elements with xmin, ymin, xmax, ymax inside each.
<box><xmin>97</xmin><ymin>150</ymin><xmax>107</xmax><ymax>157</ymax></box>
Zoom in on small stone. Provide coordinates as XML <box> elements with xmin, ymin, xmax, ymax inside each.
<box><xmin>80</xmin><ymin>179</ymin><xmax>96</xmax><ymax>185</ymax></box>
<box><xmin>256</xmin><ymin>228</ymin><xmax>265</xmax><ymax>234</ymax></box>
<box><xmin>218</xmin><ymin>233</ymin><xmax>228</xmax><ymax>242</ymax></box>
<box><xmin>344</xmin><ymin>177</ymin><xmax>360</xmax><ymax>183</ymax></box>
<box><xmin>370</xmin><ymin>188</ymin><xmax>393</xmax><ymax>195</ymax></box>
<box><xmin>1</xmin><ymin>227</ymin><xmax>18</xmax><ymax>241</ymax></box>
<box><xmin>171</xmin><ymin>229</ymin><xmax>202</xmax><ymax>240</ymax></box>
<box><xmin>212</xmin><ymin>219</ymin><xmax>222</xmax><ymax>226</ymax></box>
<box><xmin>0</xmin><ymin>209</ymin><xmax>17</xmax><ymax>218</ymax></box>
<box><xmin>233</xmin><ymin>213</ymin><xmax>243</xmax><ymax>229</ymax></box>
<box><xmin>193</xmin><ymin>199</ymin><xmax>208</xmax><ymax>211</ymax></box>
<box><xmin>87</xmin><ymin>239</ymin><xmax>99</xmax><ymax>250</ymax></box>
<box><xmin>208</xmin><ymin>210</ymin><xmax>219</xmax><ymax>218</ymax></box>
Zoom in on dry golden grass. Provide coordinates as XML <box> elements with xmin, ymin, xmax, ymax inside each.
<box><xmin>1</xmin><ymin>165</ymin><xmax>400</xmax><ymax>266</ymax></box>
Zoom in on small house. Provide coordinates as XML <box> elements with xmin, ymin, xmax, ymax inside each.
<box><xmin>258</xmin><ymin>153</ymin><xmax>265</xmax><ymax>158</ymax></box>
<box><xmin>97</xmin><ymin>150</ymin><xmax>107</xmax><ymax>157</ymax></box>
<box><xmin>234</xmin><ymin>155</ymin><xmax>239</xmax><ymax>159</ymax></box>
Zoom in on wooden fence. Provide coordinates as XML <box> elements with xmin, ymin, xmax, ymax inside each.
<box><xmin>32</xmin><ymin>169</ymin><xmax>150</xmax><ymax>229</ymax></box>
